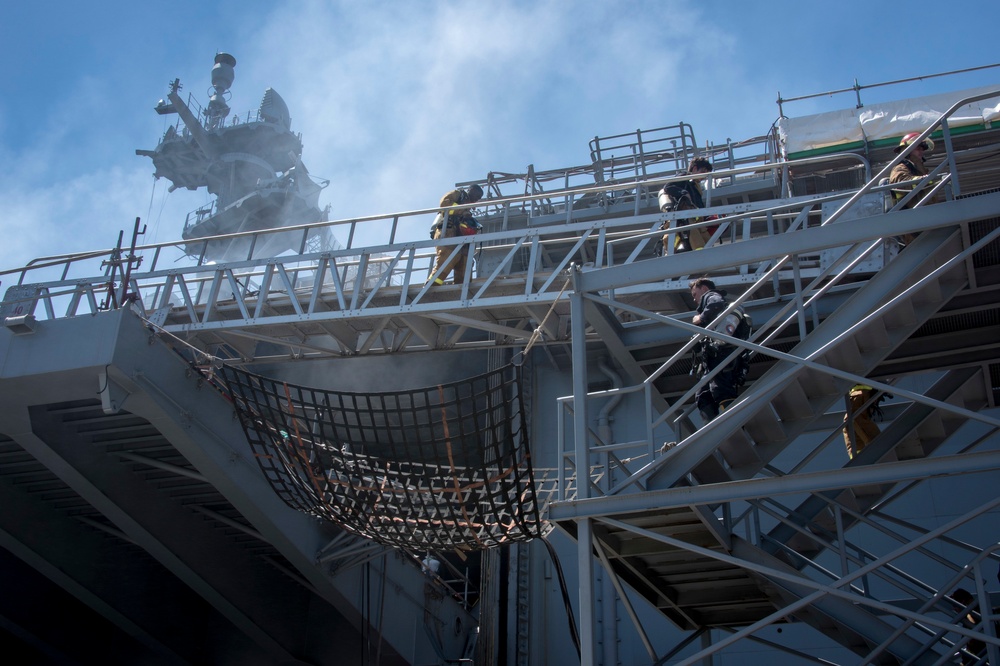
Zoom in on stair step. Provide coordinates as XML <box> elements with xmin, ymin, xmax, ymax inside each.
<box><xmin>881</xmin><ymin>297</ymin><xmax>916</xmax><ymax>330</ymax></box>
<box><xmin>619</xmin><ymin>509</ymin><xmax>703</xmax><ymax>529</ymax></box>
<box><xmin>771</xmin><ymin>379</ymin><xmax>820</xmax><ymax>421</ymax></box>
<box><xmin>819</xmin><ymin>339</ymin><xmax>866</xmax><ymax>377</ymax></box>
<box><xmin>786</xmin><ymin>534</ymin><xmax>823</xmax><ymax>558</ymax></box>
<box><xmin>911</xmin><ymin>276</ymin><xmax>944</xmax><ymax>307</ymax></box>
<box><xmin>853</xmin><ymin>319</ymin><xmax>891</xmax><ymax>354</ymax></box>
<box><xmin>718</xmin><ymin>429</ymin><xmax>761</xmax><ymax>468</ymax></box>
<box><xmin>690</xmin><ymin>452</ymin><xmax>732</xmax><ymax>485</ymax></box>
<box><xmin>798</xmin><ymin>366</ymin><xmax>841</xmax><ymax>399</ymax></box>
<box><xmin>744</xmin><ymin>404</ymin><xmax>788</xmax><ymax>446</ymax></box>
<box><xmin>645</xmin><ymin>552</ymin><xmax>732</xmax><ymax>573</ymax></box>
<box><xmin>892</xmin><ymin>435</ymin><xmax>924</xmax><ymax>460</ymax></box>
<box><xmin>915</xmin><ymin>414</ymin><xmax>947</xmax><ymax>439</ymax></box>
<box><xmin>877</xmin><ymin>448</ymin><xmax>899</xmax><ymax>463</ymax></box>
<box><xmin>614</xmin><ymin>535</ymin><xmax>722</xmax><ymax>557</ymax></box>
<box><xmin>831</xmin><ymin>488</ymin><xmax>863</xmax><ymax>511</ymax></box>
<box><xmin>796</xmin><ymin>512</ymin><xmax>836</xmax><ymax>543</ymax></box>
<box><xmin>673</xmin><ymin>581</ymin><xmax>769</xmax><ymax>607</ymax></box>
<box><xmin>851</xmin><ymin>482</ymin><xmax>891</xmax><ymax>500</ymax></box>
<box><xmin>659</xmin><ymin>567</ymin><xmax>752</xmax><ymax>585</ymax></box>
<box><xmin>613</xmin><ymin>520</ymin><xmax>718</xmax><ymax>543</ymax></box>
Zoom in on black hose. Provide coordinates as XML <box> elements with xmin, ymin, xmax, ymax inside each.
<box><xmin>542</xmin><ymin>538</ymin><xmax>581</xmax><ymax>660</ymax></box>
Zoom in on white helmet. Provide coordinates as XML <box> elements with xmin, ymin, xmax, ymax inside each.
<box><xmin>894</xmin><ymin>132</ymin><xmax>934</xmax><ymax>154</ymax></box>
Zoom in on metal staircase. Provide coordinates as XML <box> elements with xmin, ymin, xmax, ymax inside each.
<box><xmin>765</xmin><ymin>365</ymin><xmax>989</xmax><ymax>563</ymax></box>
<box><xmin>544</xmin><ymin>99</ymin><xmax>1000</xmax><ymax>662</ymax></box>
<box><xmin>550</xmin><ymin>217</ymin><xmax>995</xmax><ymax>661</ymax></box>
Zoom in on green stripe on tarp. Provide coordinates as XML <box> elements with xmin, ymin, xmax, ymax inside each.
<box><xmin>787</xmin><ymin>123</ymin><xmax>991</xmax><ymax>160</ymax></box>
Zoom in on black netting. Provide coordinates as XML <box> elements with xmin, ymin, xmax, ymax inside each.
<box><xmin>218</xmin><ymin>364</ymin><xmax>544</xmax><ymax>550</ymax></box>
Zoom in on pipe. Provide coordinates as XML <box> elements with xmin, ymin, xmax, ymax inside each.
<box><xmin>596</xmin><ymin>358</ymin><xmax>623</xmax><ymax>445</ymax></box>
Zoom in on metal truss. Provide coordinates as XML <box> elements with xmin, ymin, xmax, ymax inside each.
<box><xmin>2</xmin><ymin>145</ymin><xmax>886</xmax><ymax>365</ymax></box>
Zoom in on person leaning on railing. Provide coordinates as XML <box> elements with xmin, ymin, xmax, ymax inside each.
<box><xmin>428</xmin><ymin>184</ymin><xmax>483</xmax><ymax>285</ymax></box>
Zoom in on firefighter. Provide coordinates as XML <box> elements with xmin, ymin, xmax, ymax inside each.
<box><xmin>660</xmin><ymin>158</ymin><xmax>715</xmax><ymax>254</ymax></box>
<box><xmin>429</xmin><ymin>184</ymin><xmax>483</xmax><ymax>285</ymax></box>
<box><xmin>842</xmin><ymin>384</ymin><xmax>882</xmax><ymax>459</ymax></box>
<box><xmin>889</xmin><ymin>132</ymin><xmax>937</xmax><ymax>244</ymax></box>
<box><xmin>690</xmin><ymin>277</ymin><xmax>751</xmax><ymax>423</ymax></box>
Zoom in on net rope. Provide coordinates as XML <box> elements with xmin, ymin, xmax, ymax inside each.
<box><xmin>218</xmin><ymin>363</ymin><xmax>544</xmax><ymax>550</ymax></box>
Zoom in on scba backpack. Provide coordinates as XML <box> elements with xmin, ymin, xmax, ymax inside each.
<box><xmin>730</xmin><ymin>310</ymin><xmax>754</xmax><ymax>387</ymax></box>
<box><xmin>429</xmin><ymin>212</ymin><xmax>482</xmax><ymax>238</ymax></box>
<box><xmin>705</xmin><ymin>309</ymin><xmax>754</xmax><ymax>386</ymax></box>
<box><xmin>457</xmin><ymin>216</ymin><xmax>481</xmax><ymax>236</ymax></box>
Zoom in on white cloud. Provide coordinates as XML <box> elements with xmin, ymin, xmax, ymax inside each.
<box><xmin>0</xmin><ymin>167</ymin><xmax>186</xmax><ymax>272</ymax></box>
<box><xmin>222</xmin><ymin>0</ymin><xmax>727</xmax><ymax>247</ymax></box>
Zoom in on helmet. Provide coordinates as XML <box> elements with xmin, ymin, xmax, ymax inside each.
<box><xmin>467</xmin><ymin>184</ymin><xmax>484</xmax><ymax>202</ymax></box>
<box><xmin>894</xmin><ymin>132</ymin><xmax>935</xmax><ymax>154</ymax></box>
<box><xmin>688</xmin><ymin>157</ymin><xmax>713</xmax><ymax>173</ymax></box>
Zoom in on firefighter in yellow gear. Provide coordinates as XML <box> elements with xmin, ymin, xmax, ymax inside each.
<box><xmin>843</xmin><ymin>384</ymin><xmax>880</xmax><ymax>459</ymax></box>
<box><xmin>429</xmin><ymin>184</ymin><xmax>483</xmax><ymax>285</ymax></box>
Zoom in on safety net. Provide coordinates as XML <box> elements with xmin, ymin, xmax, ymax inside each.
<box><xmin>218</xmin><ymin>363</ymin><xmax>544</xmax><ymax>550</ymax></box>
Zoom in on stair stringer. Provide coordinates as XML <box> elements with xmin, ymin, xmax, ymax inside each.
<box><xmin>765</xmin><ymin>365</ymin><xmax>989</xmax><ymax>563</ymax></box>
<box><xmin>731</xmin><ymin>537</ymin><xmax>945</xmax><ymax>665</ymax></box>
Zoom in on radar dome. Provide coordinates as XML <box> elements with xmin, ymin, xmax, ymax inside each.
<box><xmin>211</xmin><ymin>52</ymin><xmax>237</xmax><ymax>93</ymax></box>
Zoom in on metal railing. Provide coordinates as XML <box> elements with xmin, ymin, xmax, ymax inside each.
<box><xmin>0</xmin><ymin>152</ymin><xmax>873</xmax><ymax>330</ymax></box>
<box><xmin>775</xmin><ymin>63</ymin><xmax>1000</xmax><ymax>115</ymax></box>
<box><xmin>1</xmin><ymin>92</ymin><xmax>995</xmax><ymax>354</ymax></box>
<box><xmin>589</xmin><ymin>122</ymin><xmax>699</xmax><ymax>182</ymax></box>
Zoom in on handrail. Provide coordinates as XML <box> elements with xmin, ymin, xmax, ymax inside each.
<box><xmin>824</xmin><ymin>88</ymin><xmax>1000</xmax><ymax>227</ymax></box>
<box><xmin>605</xmin><ymin>150</ymin><xmax>873</xmax><ymax>261</ymax></box>
<box><xmin>0</xmin><ymin>133</ymin><xmax>830</xmax><ymax>284</ymax></box>
<box><xmin>0</xmin><ymin>152</ymin><xmax>861</xmax><ymax>327</ymax></box>
<box><xmin>776</xmin><ymin>64</ymin><xmax>1000</xmax><ymax>115</ymax></box>
<box><xmin>0</xmin><ymin>170</ymin><xmax>688</xmax><ymax>280</ymax></box>
<box><xmin>558</xmin><ymin>219</ymin><xmax>1000</xmax><ymax>502</ymax></box>
<box><xmin>3</xmin><ymin>90</ymin><xmax>996</xmax><ymax>359</ymax></box>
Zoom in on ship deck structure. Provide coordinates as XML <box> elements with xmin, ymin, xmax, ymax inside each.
<box><xmin>1</xmin><ymin>61</ymin><xmax>1000</xmax><ymax>664</ymax></box>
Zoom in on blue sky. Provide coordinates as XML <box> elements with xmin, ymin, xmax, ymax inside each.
<box><xmin>1</xmin><ymin>0</ymin><xmax>998</xmax><ymax>271</ymax></box>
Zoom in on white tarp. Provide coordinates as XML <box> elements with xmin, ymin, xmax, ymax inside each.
<box><xmin>778</xmin><ymin>85</ymin><xmax>1000</xmax><ymax>155</ymax></box>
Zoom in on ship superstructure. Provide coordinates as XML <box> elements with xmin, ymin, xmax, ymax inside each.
<box><xmin>136</xmin><ymin>53</ymin><xmax>334</xmax><ymax>261</ymax></box>
<box><xmin>1</xmin><ymin>65</ymin><xmax>999</xmax><ymax>665</ymax></box>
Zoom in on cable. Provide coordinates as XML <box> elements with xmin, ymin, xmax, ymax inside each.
<box><xmin>374</xmin><ymin>552</ymin><xmax>386</xmax><ymax>666</ymax></box>
<box><xmin>542</xmin><ymin>537</ymin><xmax>581</xmax><ymax>659</ymax></box>
<box><xmin>513</xmin><ymin>277</ymin><xmax>571</xmax><ymax>366</ymax></box>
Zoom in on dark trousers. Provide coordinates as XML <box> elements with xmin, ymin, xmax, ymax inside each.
<box><xmin>696</xmin><ymin>348</ymin><xmax>739</xmax><ymax>421</ymax></box>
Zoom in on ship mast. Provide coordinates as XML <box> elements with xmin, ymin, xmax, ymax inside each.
<box><xmin>136</xmin><ymin>52</ymin><xmax>332</xmax><ymax>261</ymax></box>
